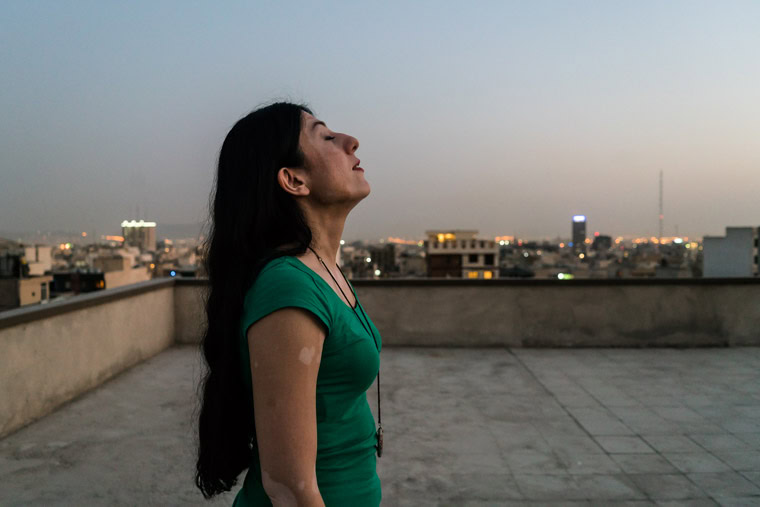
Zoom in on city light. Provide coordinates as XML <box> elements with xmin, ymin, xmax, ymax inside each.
<box><xmin>387</xmin><ymin>237</ymin><xmax>419</xmax><ymax>245</ymax></box>
<box><xmin>579</xmin><ymin>253</ymin><xmax>585</xmax><ymax>259</ymax></box>
<box><xmin>374</xmin><ymin>269</ymin><xmax>381</xmax><ymax>276</ymax></box>
<box><xmin>572</xmin><ymin>215</ymin><xmax>586</xmax><ymax>223</ymax></box>
<box><xmin>674</xmin><ymin>238</ymin><xmax>683</xmax><ymax>244</ymax></box>
<box><xmin>170</xmin><ymin>270</ymin><xmax>176</xmax><ymax>277</ymax></box>
<box><xmin>366</xmin><ymin>257</ymin><xmax>372</xmax><ymax>263</ymax></box>
<box><xmin>340</xmin><ymin>240</ymin><xmax>345</xmax><ymax>245</ymax></box>
<box><xmin>120</xmin><ymin>220</ymin><xmax>157</xmax><ymax>228</ymax></box>
<box><xmin>81</xmin><ymin>232</ymin><xmax>87</xmax><ymax>237</ymax></box>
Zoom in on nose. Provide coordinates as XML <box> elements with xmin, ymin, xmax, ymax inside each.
<box><xmin>344</xmin><ymin>134</ymin><xmax>359</xmax><ymax>153</ymax></box>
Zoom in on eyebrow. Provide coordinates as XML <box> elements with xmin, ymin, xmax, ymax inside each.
<box><xmin>310</xmin><ymin>120</ymin><xmax>327</xmax><ymax>131</ymax></box>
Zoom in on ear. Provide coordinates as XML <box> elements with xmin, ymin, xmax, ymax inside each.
<box><xmin>277</xmin><ymin>167</ymin><xmax>310</xmax><ymax>197</ymax></box>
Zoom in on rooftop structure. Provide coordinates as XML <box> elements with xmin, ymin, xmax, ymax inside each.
<box><xmin>1</xmin><ymin>277</ymin><xmax>759</xmax><ymax>503</ymax></box>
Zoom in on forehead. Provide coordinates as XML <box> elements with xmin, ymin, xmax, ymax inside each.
<box><xmin>301</xmin><ymin>111</ymin><xmax>326</xmax><ymax>132</ymax></box>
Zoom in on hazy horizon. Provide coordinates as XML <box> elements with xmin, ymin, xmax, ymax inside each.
<box><xmin>2</xmin><ymin>1</ymin><xmax>758</xmax><ymax>242</ymax></box>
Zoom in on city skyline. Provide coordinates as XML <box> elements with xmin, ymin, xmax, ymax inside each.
<box><xmin>2</xmin><ymin>1</ymin><xmax>759</xmax><ymax>241</ymax></box>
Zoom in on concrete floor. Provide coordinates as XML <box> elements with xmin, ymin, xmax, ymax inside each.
<box><xmin>1</xmin><ymin>346</ymin><xmax>760</xmax><ymax>506</ymax></box>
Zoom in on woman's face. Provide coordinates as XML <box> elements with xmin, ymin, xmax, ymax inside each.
<box><xmin>296</xmin><ymin>111</ymin><xmax>369</xmax><ymax>205</ymax></box>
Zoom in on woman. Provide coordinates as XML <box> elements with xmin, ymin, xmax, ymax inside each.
<box><xmin>195</xmin><ymin>102</ymin><xmax>382</xmax><ymax>506</ymax></box>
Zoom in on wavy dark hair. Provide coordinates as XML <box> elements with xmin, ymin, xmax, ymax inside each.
<box><xmin>195</xmin><ymin>102</ymin><xmax>314</xmax><ymax>498</ymax></box>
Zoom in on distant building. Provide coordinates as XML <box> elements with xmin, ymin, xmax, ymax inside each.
<box><xmin>703</xmin><ymin>226</ymin><xmax>759</xmax><ymax>277</ymax></box>
<box><xmin>51</xmin><ymin>271</ymin><xmax>105</xmax><ymax>296</ymax></box>
<box><xmin>93</xmin><ymin>254</ymin><xmax>131</xmax><ymax>273</ymax></box>
<box><xmin>0</xmin><ymin>237</ymin><xmax>53</xmax><ymax>310</ymax></box>
<box><xmin>398</xmin><ymin>251</ymin><xmax>426</xmax><ymax>277</ymax></box>
<box><xmin>424</xmin><ymin>230</ymin><xmax>498</xmax><ymax>278</ymax></box>
<box><xmin>23</xmin><ymin>245</ymin><xmax>52</xmax><ymax>276</ymax></box>
<box><xmin>0</xmin><ymin>276</ymin><xmax>53</xmax><ymax>311</ymax></box>
<box><xmin>368</xmin><ymin>244</ymin><xmax>396</xmax><ymax>277</ymax></box>
<box><xmin>591</xmin><ymin>234</ymin><xmax>612</xmax><ymax>252</ymax></box>
<box><xmin>121</xmin><ymin>220</ymin><xmax>157</xmax><ymax>251</ymax></box>
<box><xmin>571</xmin><ymin>215</ymin><xmax>587</xmax><ymax>254</ymax></box>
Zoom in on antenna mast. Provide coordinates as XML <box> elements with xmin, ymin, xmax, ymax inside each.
<box><xmin>659</xmin><ymin>170</ymin><xmax>664</xmax><ymax>249</ymax></box>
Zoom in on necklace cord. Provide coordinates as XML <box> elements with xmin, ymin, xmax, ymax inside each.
<box><xmin>306</xmin><ymin>247</ymin><xmax>382</xmax><ymax>429</ymax></box>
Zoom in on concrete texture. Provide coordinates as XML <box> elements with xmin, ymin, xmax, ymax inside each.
<box><xmin>173</xmin><ymin>278</ymin><xmax>760</xmax><ymax>347</ymax></box>
<box><xmin>174</xmin><ymin>281</ymin><xmax>206</xmax><ymax>345</ymax></box>
<box><xmin>355</xmin><ymin>282</ymin><xmax>760</xmax><ymax>347</ymax></box>
<box><xmin>2</xmin><ymin>345</ymin><xmax>760</xmax><ymax>505</ymax></box>
<box><xmin>0</xmin><ymin>285</ymin><xmax>175</xmax><ymax>438</ymax></box>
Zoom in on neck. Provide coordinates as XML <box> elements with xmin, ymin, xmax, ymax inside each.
<box><xmin>303</xmin><ymin>205</ymin><xmax>348</xmax><ymax>265</ymax></box>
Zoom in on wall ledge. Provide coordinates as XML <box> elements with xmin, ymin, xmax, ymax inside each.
<box><xmin>179</xmin><ymin>276</ymin><xmax>760</xmax><ymax>287</ymax></box>
<box><xmin>0</xmin><ymin>278</ymin><xmax>175</xmax><ymax>331</ymax></box>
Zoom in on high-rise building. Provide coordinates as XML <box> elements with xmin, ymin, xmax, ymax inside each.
<box><xmin>571</xmin><ymin>215</ymin><xmax>587</xmax><ymax>254</ymax></box>
<box><xmin>424</xmin><ymin>230</ymin><xmax>498</xmax><ymax>278</ymax></box>
<box><xmin>703</xmin><ymin>226</ymin><xmax>759</xmax><ymax>277</ymax></box>
<box><xmin>121</xmin><ymin>220</ymin><xmax>157</xmax><ymax>252</ymax></box>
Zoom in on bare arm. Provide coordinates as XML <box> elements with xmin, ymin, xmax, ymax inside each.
<box><xmin>247</xmin><ymin>307</ymin><xmax>326</xmax><ymax>507</ymax></box>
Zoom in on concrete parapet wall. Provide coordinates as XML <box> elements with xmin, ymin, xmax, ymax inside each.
<box><xmin>174</xmin><ymin>280</ymin><xmax>206</xmax><ymax>344</ymax></box>
<box><xmin>174</xmin><ymin>277</ymin><xmax>760</xmax><ymax>347</ymax></box>
<box><xmin>2</xmin><ymin>276</ymin><xmax>759</xmax><ymax>438</ymax></box>
<box><xmin>0</xmin><ymin>279</ymin><xmax>175</xmax><ymax>438</ymax></box>
<box><xmin>350</xmin><ymin>278</ymin><xmax>760</xmax><ymax>347</ymax></box>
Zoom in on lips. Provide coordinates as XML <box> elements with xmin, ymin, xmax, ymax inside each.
<box><xmin>352</xmin><ymin>159</ymin><xmax>363</xmax><ymax>171</ymax></box>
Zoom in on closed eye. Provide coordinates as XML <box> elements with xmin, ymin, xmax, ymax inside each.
<box><xmin>324</xmin><ymin>136</ymin><xmax>336</xmax><ymax>141</ymax></box>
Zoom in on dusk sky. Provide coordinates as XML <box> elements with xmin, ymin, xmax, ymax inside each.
<box><xmin>2</xmin><ymin>1</ymin><xmax>758</xmax><ymax>241</ymax></box>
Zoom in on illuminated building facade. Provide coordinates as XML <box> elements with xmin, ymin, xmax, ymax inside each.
<box><xmin>424</xmin><ymin>230</ymin><xmax>498</xmax><ymax>278</ymax></box>
<box><xmin>121</xmin><ymin>220</ymin><xmax>157</xmax><ymax>252</ymax></box>
<box><xmin>572</xmin><ymin>215</ymin><xmax>587</xmax><ymax>254</ymax></box>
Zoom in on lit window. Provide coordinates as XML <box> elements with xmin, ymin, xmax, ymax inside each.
<box><xmin>484</xmin><ymin>271</ymin><xmax>493</xmax><ymax>279</ymax></box>
<box><xmin>468</xmin><ymin>271</ymin><xmax>479</xmax><ymax>279</ymax></box>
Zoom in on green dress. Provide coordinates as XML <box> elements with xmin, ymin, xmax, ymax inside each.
<box><xmin>233</xmin><ymin>255</ymin><xmax>382</xmax><ymax>506</ymax></box>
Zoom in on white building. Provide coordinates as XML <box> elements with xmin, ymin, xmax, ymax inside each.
<box><xmin>23</xmin><ymin>244</ymin><xmax>53</xmax><ymax>276</ymax></box>
<box><xmin>121</xmin><ymin>220</ymin><xmax>157</xmax><ymax>252</ymax></box>
<box><xmin>703</xmin><ymin>226</ymin><xmax>759</xmax><ymax>277</ymax></box>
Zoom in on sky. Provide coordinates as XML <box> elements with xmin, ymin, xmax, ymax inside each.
<box><xmin>1</xmin><ymin>0</ymin><xmax>759</xmax><ymax>241</ymax></box>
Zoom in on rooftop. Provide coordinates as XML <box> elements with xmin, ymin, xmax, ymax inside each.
<box><xmin>2</xmin><ymin>345</ymin><xmax>759</xmax><ymax>505</ymax></box>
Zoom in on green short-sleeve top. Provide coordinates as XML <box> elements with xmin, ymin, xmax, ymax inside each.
<box><xmin>233</xmin><ymin>255</ymin><xmax>382</xmax><ymax>507</ymax></box>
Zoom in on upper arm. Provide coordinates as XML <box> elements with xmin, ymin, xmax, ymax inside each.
<box><xmin>247</xmin><ymin>306</ymin><xmax>327</xmax><ymax>505</ymax></box>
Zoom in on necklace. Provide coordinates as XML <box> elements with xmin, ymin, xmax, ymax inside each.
<box><xmin>306</xmin><ymin>245</ymin><xmax>383</xmax><ymax>458</ymax></box>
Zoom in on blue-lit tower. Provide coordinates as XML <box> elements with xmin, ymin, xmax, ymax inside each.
<box><xmin>572</xmin><ymin>215</ymin><xmax>587</xmax><ymax>254</ymax></box>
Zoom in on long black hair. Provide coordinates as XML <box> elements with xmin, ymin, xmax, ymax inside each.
<box><xmin>195</xmin><ymin>102</ymin><xmax>313</xmax><ymax>498</ymax></box>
